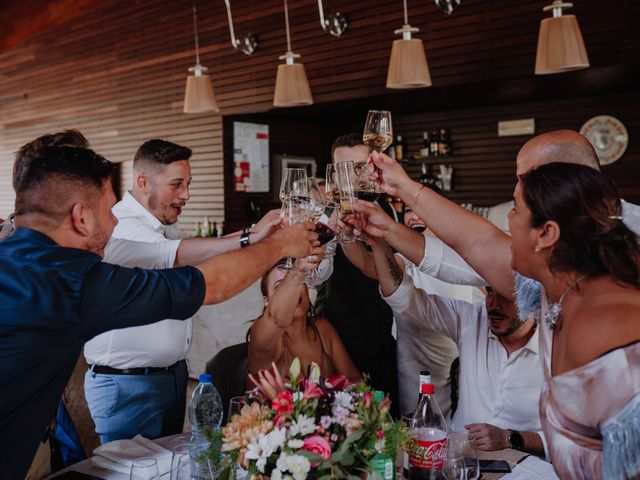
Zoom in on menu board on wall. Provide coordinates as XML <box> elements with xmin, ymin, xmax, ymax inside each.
<box><xmin>233</xmin><ymin>121</ymin><xmax>270</xmax><ymax>192</ymax></box>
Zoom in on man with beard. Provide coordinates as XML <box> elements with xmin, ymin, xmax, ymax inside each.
<box><xmin>375</xmin><ymin>239</ymin><xmax>545</xmax><ymax>456</ymax></box>
<box><xmin>0</xmin><ymin>143</ymin><xmax>317</xmax><ymax>478</ymax></box>
<box><xmin>84</xmin><ymin>139</ymin><xmax>284</xmax><ymax>443</ymax></box>
<box><xmin>340</xmin><ymin>201</ymin><xmax>480</xmax><ymax>420</ymax></box>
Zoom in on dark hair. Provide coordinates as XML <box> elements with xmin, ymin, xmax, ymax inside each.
<box><xmin>331</xmin><ymin>133</ymin><xmax>364</xmax><ymax>157</ymax></box>
<box><xmin>15</xmin><ymin>145</ymin><xmax>116</xmax><ymax>220</ymax></box>
<box><xmin>133</xmin><ymin>139</ymin><xmax>192</xmax><ymax>170</ymax></box>
<box><xmin>521</xmin><ymin>162</ymin><xmax>640</xmax><ymax>287</ymax></box>
<box><xmin>14</xmin><ymin>129</ymin><xmax>90</xmax><ymax>191</ymax></box>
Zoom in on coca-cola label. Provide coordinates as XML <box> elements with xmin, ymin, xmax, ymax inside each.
<box><xmin>408</xmin><ymin>438</ymin><xmax>446</xmax><ymax>469</ymax></box>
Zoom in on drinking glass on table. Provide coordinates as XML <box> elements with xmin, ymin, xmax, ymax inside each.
<box><xmin>446</xmin><ymin>433</ymin><xmax>480</xmax><ymax>480</ymax></box>
<box><xmin>130</xmin><ymin>457</ymin><xmax>159</xmax><ymax>480</ymax></box>
<box><xmin>175</xmin><ymin>455</ymin><xmax>192</xmax><ymax>480</ymax></box>
<box><xmin>170</xmin><ymin>443</ymin><xmax>190</xmax><ymax>480</ymax></box>
<box><xmin>227</xmin><ymin>395</ymin><xmax>246</xmax><ymax>423</ymax></box>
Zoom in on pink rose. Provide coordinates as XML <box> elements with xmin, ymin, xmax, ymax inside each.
<box><xmin>303</xmin><ymin>435</ymin><xmax>332</xmax><ymax>465</ymax></box>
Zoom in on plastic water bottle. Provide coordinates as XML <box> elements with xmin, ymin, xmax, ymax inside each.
<box><xmin>189</xmin><ymin>374</ymin><xmax>223</xmax><ymax>479</ymax></box>
<box><xmin>408</xmin><ymin>384</ymin><xmax>447</xmax><ymax>480</ymax></box>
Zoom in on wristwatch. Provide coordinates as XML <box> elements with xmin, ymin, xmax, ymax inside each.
<box><xmin>508</xmin><ymin>430</ymin><xmax>524</xmax><ymax>450</ymax></box>
<box><xmin>240</xmin><ymin>228</ymin><xmax>251</xmax><ymax>248</ymax></box>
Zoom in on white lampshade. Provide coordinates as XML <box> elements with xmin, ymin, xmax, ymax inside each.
<box><xmin>535</xmin><ymin>2</ymin><xmax>589</xmax><ymax>75</ymax></box>
<box><xmin>183</xmin><ymin>66</ymin><xmax>219</xmax><ymax>113</ymax></box>
<box><xmin>273</xmin><ymin>55</ymin><xmax>313</xmax><ymax>107</ymax></box>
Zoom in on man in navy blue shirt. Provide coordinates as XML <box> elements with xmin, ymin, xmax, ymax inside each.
<box><xmin>0</xmin><ymin>144</ymin><xmax>319</xmax><ymax>478</ymax></box>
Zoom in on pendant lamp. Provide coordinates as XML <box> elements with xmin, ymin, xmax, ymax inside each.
<box><xmin>535</xmin><ymin>1</ymin><xmax>589</xmax><ymax>75</ymax></box>
<box><xmin>183</xmin><ymin>5</ymin><xmax>219</xmax><ymax>113</ymax></box>
<box><xmin>273</xmin><ymin>0</ymin><xmax>313</xmax><ymax>107</ymax></box>
<box><xmin>386</xmin><ymin>0</ymin><xmax>431</xmax><ymax>89</ymax></box>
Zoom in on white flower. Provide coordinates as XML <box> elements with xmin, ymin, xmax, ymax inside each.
<box><xmin>271</xmin><ymin>469</ymin><xmax>283</xmax><ymax>480</ymax></box>
<box><xmin>333</xmin><ymin>391</ymin><xmax>354</xmax><ymax>411</ymax></box>
<box><xmin>292</xmin><ymin>392</ymin><xmax>304</xmax><ymax>402</ymax></box>
<box><xmin>287</xmin><ymin>439</ymin><xmax>304</xmax><ymax>449</ymax></box>
<box><xmin>289</xmin><ymin>415</ymin><xmax>316</xmax><ymax>437</ymax></box>
<box><xmin>332</xmin><ymin>405</ymin><xmax>349</xmax><ymax>426</ymax></box>
<box><xmin>320</xmin><ymin>415</ymin><xmax>332</xmax><ymax>429</ymax></box>
<box><xmin>287</xmin><ymin>454</ymin><xmax>311</xmax><ymax>480</ymax></box>
<box><xmin>375</xmin><ymin>439</ymin><xmax>386</xmax><ymax>452</ymax></box>
<box><xmin>245</xmin><ymin>428</ymin><xmax>287</xmax><ymax>473</ymax></box>
<box><xmin>276</xmin><ymin>452</ymin><xmax>289</xmax><ymax>472</ymax></box>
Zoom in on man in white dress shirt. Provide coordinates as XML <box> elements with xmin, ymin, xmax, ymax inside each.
<box><xmin>84</xmin><ymin>139</ymin><xmax>290</xmax><ymax>443</ymax></box>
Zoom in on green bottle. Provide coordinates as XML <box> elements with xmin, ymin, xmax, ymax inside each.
<box><xmin>370</xmin><ymin>390</ymin><xmax>395</xmax><ymax>480</ymax></box>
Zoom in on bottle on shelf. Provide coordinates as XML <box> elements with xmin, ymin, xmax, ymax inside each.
<box><xmin>439</xmin><ymin>128</ymin><xmax>451</xmax><ymax>156</ymax></box>
<box><xmin>370</xmin><ymin>390</ymin><xmax>395</xmax><ymax>480</ymax></box>
<box><xmin>211</xmin><ymin>221</ymin><xmax>218</xmax><ymax>238</ymax></box>
<box><xmin>418</xmin><ymin>163</ymin><xmax>435</xmax><ymax>188</ymax></box>
<box><xmin>403</xmin><ymin>371</ymin><xmax>432</xmax><ymax>479</ymax></box>
<box><xmin>408</xmin><ymin>382</ymin><xmax>447</xmax><ymax>480</ymax></box>
<box><xmin>419</xmin><ymin>132</ymin><xmax>430</xmax><ymax>158</ymax></box>
<box><xmin>217</xmin><ymin>222</ymin><xmax>225</xmax><ymax>238</ymax></box>
<box><xmin>387</xmin><ymin>144</ymin><xmax>397</xmax><ymax>160</ymax></box>
<box><xmin>395</xmin><ymin>135</ymin><xmax>407</xmax><ymax>162</ymax></box>
<box><xmin>429</xmin><ymin>129</ymin><xmax>440</xmax><ymax>157</ymax></box>
<box><xmin>202</xmin><ymin>217</ymin><xmax>210</xmax><ymax>238</ymax></box>
<box><xmin>189</xmin><ymin>374</ymin><xmax>223</xmax><ymax>480</ymax></box>
<box><xmin>194</xmin><ymin>221</ymin><xmax>202</xmax><ymax>238</ymax></box>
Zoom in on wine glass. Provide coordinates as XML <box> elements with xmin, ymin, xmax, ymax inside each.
<box><xmin>279</xmin><ymin>168</ymin><xmax>307</xmax><ymax>203</ymax></box>
<box><xmin>363</xmin><ymin>110</ymin><xmax>393</xmax><ymax>153</ymax></box>
<box><xmin>175</xmin><ymin>455</ymin><xmax>192</xmax><ymax>480</ymax></box>
<box><xmin>130</xmin><ymin>457</ymin><xmax>159</xmax><ymax>480</ymax></box>
<box><xmin>294</xmin><ymin>177</ymin><xmax>325</xmax><ymax>220</ymax></box>
<box><xmin>280</xmin><ymin>187</ymin><xmax>312</xmax><ymax>271</ymax></box>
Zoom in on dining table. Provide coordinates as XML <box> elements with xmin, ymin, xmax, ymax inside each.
<box><xmin>46</xmin><ymin>432</ymin><xmax>545</xmax><ymax>480</ymax></box>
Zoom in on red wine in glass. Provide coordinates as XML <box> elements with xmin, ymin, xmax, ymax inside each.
<box><xmin>356</xmin><ymin>190</ymin><xmax>380</xmax><ymax>202</ymax></box>
<box><xmin>315</xmin><ymin>222</ymin><xmax>336</xmax><ymax>245</ymax></box>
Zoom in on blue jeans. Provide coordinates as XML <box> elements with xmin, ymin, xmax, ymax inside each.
<box><xmin>84</xmin><ymin>360</ymin><xmax>188</xmax><ymax>444</ymax></box>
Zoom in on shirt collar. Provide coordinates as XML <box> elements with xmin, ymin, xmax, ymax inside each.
<box><xmin>487</xmin><ymin>322</ymin><xmax>539</xmax><ymax>356</ymax></box>
<box><xmin>120</xmin><ymin>191</ymin><xmax>164</xmax><ymax>232</ymax></box>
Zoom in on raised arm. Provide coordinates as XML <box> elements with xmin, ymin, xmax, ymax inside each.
<box><xmin>249</xmin><ymin>269</ymin><xmax>308</xmax><ymax>361</ymax></box>
<box><xmin>176</xmin><ymin>209</ymin><xmax>283</xmax><ymax>266</ymax></box>
<box><xmin>369</xmin><ymin>237</ymin><xmax>406</xmax><ymax>297</ymax></box>
<box><xmin>196</xmin><ymin>222</ymin><xmax>320</xmax><ymax>304</ymax></box>
<box><xmin>368</xmin><ymin>152</ymin><xmax>514</xmax><ymax>299</ymax></box>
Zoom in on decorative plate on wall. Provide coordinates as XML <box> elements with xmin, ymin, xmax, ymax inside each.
<box><xmin>579</xmin><ymin>115</ymin><xmax>629</xmax><ymax>166</ymax></box>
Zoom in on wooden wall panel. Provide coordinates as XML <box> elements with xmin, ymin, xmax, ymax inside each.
<box><xmin>0</xmin><ymin>0</ymin><xmax>638</xmax><ymax>232</ymax></box>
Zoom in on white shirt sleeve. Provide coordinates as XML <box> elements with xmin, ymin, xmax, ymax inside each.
<box><xmin>305</xmin><ymin>256</ymin><xmax>334</xmax><ymax>287</ymax></box>
<box><xmin>382</xmin><ymin>273</ymin><xmax>476</xmax><ymax>344</ymax></box>
<box><xmin>418</xmin><ymin>234</ymin><xmax>487</xmax><ymax>287</ymax></box>
<box><xmin>104</xmin><ymin>237</ymin><xmax>181</xmax><ymax>269</ymax></box>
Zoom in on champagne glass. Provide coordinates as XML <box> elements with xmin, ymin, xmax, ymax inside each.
<box><xmin>325</xmin><ymin>164</ymin><xmax>340</xmax><ymax>204</ymax></box>
<box><xmin>334</xmin><ymin>161</ymin><xmax>358</xmax><ymax>243</ymax></box>
<box><xmin>227</xmin><ymin>396</ymin><xmax>246</xmax><ymax>424</ymax></box>
<box><xmin>294</xmin><ymin>177</ymin><xmax>325</xmax><ymax>220</ymax></box>
<box><xmin>130</xmin><ymin>457</ymin><xmax>159</xmax><ymax>480</ymax></box>
<box><xmin>280</xmin><ymin>187</ymin><xmax>312</xmax><ymax>271</ymax></box>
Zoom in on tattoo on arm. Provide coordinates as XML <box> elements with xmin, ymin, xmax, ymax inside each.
<box><xmin>386</xmin><ymin>253</ymin><xmax>403</xmax><ymax>287</ymax></box>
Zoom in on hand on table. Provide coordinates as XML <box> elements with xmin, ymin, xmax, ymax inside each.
<box><xmin>464</xmin><ymin>423</ymin><xmax>510</xmax><ymax>451</ymax></box>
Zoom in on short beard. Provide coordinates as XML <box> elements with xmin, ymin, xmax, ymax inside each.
<box><xmin>491</xmin><ymin>317</ymin><xmax>526</xmax><ymax>337</ymax></box>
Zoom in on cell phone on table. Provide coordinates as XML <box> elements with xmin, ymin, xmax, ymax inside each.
<box><xmin>479</xmin><ymin>459</ymin><xmax>511</xmax><ymax>473</ymax></box>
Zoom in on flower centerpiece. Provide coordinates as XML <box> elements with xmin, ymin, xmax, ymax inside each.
<box><xmin>207</xmin><ymin>358</ymin><xmax>405</xmax><ymax>480</ymax></box>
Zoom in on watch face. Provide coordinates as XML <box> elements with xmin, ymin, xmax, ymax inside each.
<box><xmin>579</xmin><ymin>115</ymin><xmax>629</xmax><ymax>166</ymax></box>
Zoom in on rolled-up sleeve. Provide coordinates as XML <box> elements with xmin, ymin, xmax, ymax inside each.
<box><xmin>418</xmin><ymin>235</ymin><xmax>487</xmax><ymax>287</ymax></box>
<box><xmin>104</xmin><ymin>237</ymin><xmax>181</xmax><ymax>269</ymax></box>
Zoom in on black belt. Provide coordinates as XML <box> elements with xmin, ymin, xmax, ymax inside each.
<box><xmin>90</xmin><ymin>362</ymin><xmax>179</xmax><ymax>375</ymax></box>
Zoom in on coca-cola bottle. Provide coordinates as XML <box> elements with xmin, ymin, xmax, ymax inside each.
<box><xmin>408</xmin><ymin>384</ymin><xmax>447</xmax><ymax>480</ymax></box>
<box><xmin>403</xmin><ymin>371</ymin><xmax>431</xmax><ymax>479</ymax></box>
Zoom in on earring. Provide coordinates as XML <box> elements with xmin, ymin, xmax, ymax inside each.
<box><xmin>534</xmin><ymin>247</ymin><xmax>541</xmax><ymax>254</ymax></box>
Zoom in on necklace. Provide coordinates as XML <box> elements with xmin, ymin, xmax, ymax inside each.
<box><xmin>544</xmin><ymin>275</ymin><xmax>586</xmax><ymax>329</ymax></box>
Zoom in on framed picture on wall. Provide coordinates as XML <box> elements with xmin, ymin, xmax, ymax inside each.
<box><xmin>272</xmin><ymin>154</ymin><xmax>317</xmax><ymax>201</ymax></box>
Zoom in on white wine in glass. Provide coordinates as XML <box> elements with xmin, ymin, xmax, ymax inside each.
<box><xmin>363</xmin><ymin>110</ymin><xmax>393</xmax><ymax>153</ymax></box>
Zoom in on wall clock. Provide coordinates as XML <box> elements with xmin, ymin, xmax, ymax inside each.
<box><xmin>579</xmin><ymin>115</ymin><xmax>628</xmax><ymax>166</ymax></box>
